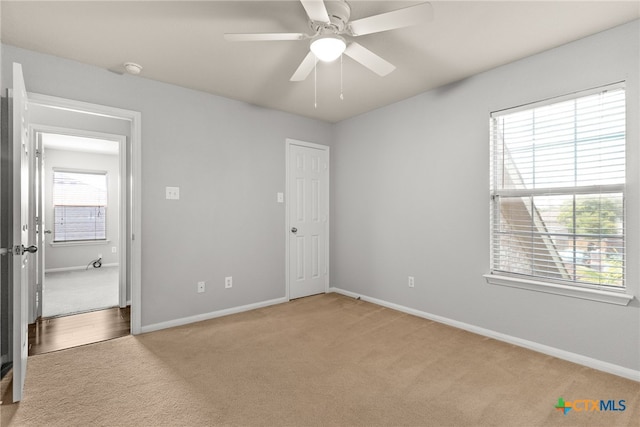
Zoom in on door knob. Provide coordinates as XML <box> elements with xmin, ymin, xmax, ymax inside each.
<box><xmin>44</xmin><ymin>230</ymin><xmax>52</xmax><ymax>234</ymax></box>
<box><xmin>291</xmin><ymin>227</ymin><xmax>297</xmax><ymax>233</ymax></box>
<box><xmin>22</xmin><ymin>245</ymin><xmax>38</xmax><ymax>254</ymax></box>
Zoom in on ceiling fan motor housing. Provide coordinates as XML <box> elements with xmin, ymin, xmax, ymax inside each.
<box><xmin>309</xmin><ymin>0</ymin><xmax>351</xmax><ymax>34</ymax></box>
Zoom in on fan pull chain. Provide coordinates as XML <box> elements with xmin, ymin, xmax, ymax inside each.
<box><xmin>340</xmin><ymin>54</ymin><xmax>344</xmax><ymax>101</ymax></box>
<box><xmin>314</xmin><ymin>60</ymin><xmax>317</xmax><ymax>109</ymax></box>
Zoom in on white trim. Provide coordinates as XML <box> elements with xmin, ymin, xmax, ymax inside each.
<box><xmin>140</xmin><ymin>297</ymin><xmax>288</xmax><ymax>334</ymax></box>
<box><xmin>28</xmin><ymin>93</ymin><xmax>142</xmax><ymax>335</ymax></box>
<box><xmin>285</xmin><ymin>139</ymin><xmax>331</xmax><ymax>301</ymax></box>
<box><xmin>45</xmin><ymin>263</ymin><xmax>118</xmax><ymax>273</ymax></box>
<box><xmin>285</xmin><ymin>141</ymin><xmax>290</xmax><ymax>301</ymax></box>
<box><xmin>328</xmin><ymin>287</ymin><xmax>640</xmax><ymax>382</ymax></box>
<box><xmin>484</xmin><ymin>274</ymin><xmax>634</xmax><ymax>306</ymax></box>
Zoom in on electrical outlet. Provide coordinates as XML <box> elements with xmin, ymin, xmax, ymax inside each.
<box><xmin>225</xmin><ymin>276</ymin><xmax>233</xmax><ymax>289</ymax></box>
<box><xmin>408</xmin><ymin>276</ymin><xmax>415</xmax><ymax>288</ymax></box>
<box><xmin>111</xmin><ymin>246</ymin><xmax>117</xmax><ymax>253</ymax></box>
<box><xmin>197</xmin><ymin>281</ymin><xmax>205</xmax><ymax>293</ymax></box>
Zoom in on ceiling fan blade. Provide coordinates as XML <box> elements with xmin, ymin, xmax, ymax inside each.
<box><xmin>300</xmin><ymin>0</ymin><xmax>330</xmax><ymax>24</ymax></box>
<box><xmin>349</xmin><ymin>2</ymin><xmax>434</xmax><ymax>36</ymax></box>
<box><xmin>290</xmin><ymin>51</ymin><xmax>319</xmax><ymax>82</ymax></box>
<box><xmin>224</xmin><ymin>33</ymin><xmax>306</xmax><ymax>42</ymax></box>
<box><xmin>344</xmin><ymin>42</ymin><xmax>396</xmax><ymax>77</ymax></box>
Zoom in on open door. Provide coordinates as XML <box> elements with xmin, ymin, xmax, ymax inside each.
<box><xmin>10</xmin><ymin>62</ymin><xmax>35</xmax><ymax>402</ymax></box>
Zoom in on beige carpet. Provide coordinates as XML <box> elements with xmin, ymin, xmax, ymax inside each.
<box><xmin>1</xmin><ymin>293</ymin><xmax>638</xmax><ymax>426</ymax></box>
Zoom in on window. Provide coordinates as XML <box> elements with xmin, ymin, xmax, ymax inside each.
<box><xmin>53</xmin><ymin>170</ymin><xmax>107</xmax><ymax>242</ymax></box>
<box><xmin>489</xmin><ymin>85</ymin><xmax>626</xmax><ymax>292</ymax></box>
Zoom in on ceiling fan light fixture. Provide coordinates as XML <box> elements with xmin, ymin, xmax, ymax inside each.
<box><xmin>310</xmin><ymin>35</ymin><xmax>346</xmax><ymax>62</ymax></box>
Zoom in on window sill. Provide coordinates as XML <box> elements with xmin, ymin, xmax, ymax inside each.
<box><xmin>50</xmin><ymin>240</ymin><xmax>110</xmax><ymax>248</ymax></box>
<box><xmin>483</xmin><ymin>274</ymin><xmax>634</xmax><ymax>306</ymax></box>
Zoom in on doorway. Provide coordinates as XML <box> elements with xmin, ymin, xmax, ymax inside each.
<box><xmin>37</xmin><ymin>131</ymin><xmax>125</xmax><ymax>319</ymax></box>
<box><xmin>286</xmin><ymin>139</ymin><xmax>330</xmax><ymax>300</ymax></box>
<box><xmin>26</xmin><ymin>92</ymin><xmax>142</xmax><ymax>337</ymax></box>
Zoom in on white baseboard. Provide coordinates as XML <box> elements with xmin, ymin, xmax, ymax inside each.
<box><xmin>328</xmin><ymin>287</ymin><xmax>640</xmax><ymax>382</ymax></box>
<box><xmin>140</xmin><ymin>297</ymin><xmax>288</xmax><ymax>334</ymax></box>
<box><xmin>45</xmin><ymin>263</ymin><xmax>119</xmax><ymax>273</ymax></box>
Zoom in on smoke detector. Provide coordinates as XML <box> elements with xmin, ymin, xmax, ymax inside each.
<box><xmin>124</xmin><ymin>62</ymin><xmax>143</xmax><ymax>75</ymax></box>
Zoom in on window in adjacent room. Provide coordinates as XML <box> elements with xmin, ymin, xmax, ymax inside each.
<box><xmin>489</xmin><ymin>84</ymin><xmax>625</xmax><ymax>290</ymax></box>
<box><xmin>53</xmin><ymin>170</ymin><xmax>108</xmax><ymax>242</ymax></box>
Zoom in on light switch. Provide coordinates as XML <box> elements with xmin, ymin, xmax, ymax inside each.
<box><xmin>166</xmin><ymin>186</ymin><xmax>180</xmax><ymax>200</ymax></box>
<box><xmin>277</xmin><ymin>192</ymin><xmax>284</xmax><ymax>203</ymax></box>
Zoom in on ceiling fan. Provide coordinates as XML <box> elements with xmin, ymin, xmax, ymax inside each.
<box><xmin>224</xmin><ymin>0</ymin><xmax>433</xmax><ymax>82</ymax></box>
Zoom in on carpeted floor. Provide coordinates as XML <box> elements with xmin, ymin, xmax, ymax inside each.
<box><xmin>2</xmin><ymin>293</ymin><xmax>638</xmax><ymax>426</ymax></box>
<box><xmin>43</xmin><ymin>266</ymin><xmax>119</xmax><ymax>317</ymax></box>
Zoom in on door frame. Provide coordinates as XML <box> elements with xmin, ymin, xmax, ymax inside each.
<box><xmin>284</xmin><ymin>138</ymin><xmax>330</xmax><ymax>301</ymax></box>
<box><xmin>30</xmin><ymin>124</ymin><xmax>128</xmax><ymax>319</ymax></box>
<box><xmin>27</xmin><ymin>93</ymin><xmax>142</xmax><ymax>334</ymax></box>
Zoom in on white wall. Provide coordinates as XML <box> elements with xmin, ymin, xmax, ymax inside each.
<box><xmin>43</xmin><ymin>148</ymin><xmax>119</xmax><ymax>270</ymax></box>
<box><xmin>332</xmin><ymin>20</ymin><xmax>640</xmax><ymax>372</ymax></box>
<box><xmin>1</xmin><ymin>44</ymin><xmax>334</xmax><ymax>327</ymax></box>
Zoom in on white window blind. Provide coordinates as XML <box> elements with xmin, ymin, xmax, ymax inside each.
<box><xmin>490</xmin><ymin>85</ymin><xmax>625</xmax><ymax>289</ymax></box>
<box><xmin>53</xmin><ymin>170</ymin><xmax>107</xmax><ymax>242</ymax></box>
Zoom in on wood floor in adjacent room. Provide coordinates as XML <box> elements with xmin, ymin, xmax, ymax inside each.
<box><xmin>28</xmin><ymin>307</ymin><xmax>130</xmax><ymax>356</ymax></box>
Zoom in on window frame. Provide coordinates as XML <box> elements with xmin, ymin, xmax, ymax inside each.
<box><xmin>52</xmin><ymin>168</ymin><xmax>109</xmax><ymax>243</ymax></box>
<box><xmin>485</xmin><ymin>83</ymin><xmax>633</xmax><ymax>306</ymax></box>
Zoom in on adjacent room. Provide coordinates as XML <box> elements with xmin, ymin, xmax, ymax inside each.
<box><xmin>0</xmin><ymin>1</ymin><xmax>638</xmax><ymax>426</ymax></box>
<box><xmin>41</xmin><ymin>133</ymin><xmax>121</xmax><ymax>318</ymax></box>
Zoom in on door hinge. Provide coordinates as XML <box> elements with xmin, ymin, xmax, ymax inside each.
<box><xmin>35</xmin><ymin>149</ymin><xmax>41</xmax><ymax>158</ymax></box>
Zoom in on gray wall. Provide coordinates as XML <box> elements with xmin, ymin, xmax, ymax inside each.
<box><xmin>332</xmin><ymin>20</ymin><xmax>639</xmax><ymax>371</ymax></box>
<box><xmin>1</xmin><ymin>44</ymin><xmax>334</xmax><ymax>327</ymax></box>
<box><xmin>43</xmin><ymin>148</ymin><xmax>119</xmax><ymax>270</ymax></box>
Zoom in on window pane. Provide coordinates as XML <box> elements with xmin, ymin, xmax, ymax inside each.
<box><xmin>490</xmin><ymin>86</ymin><xmax>625</xmax><ymax>289</ymax></box>
<box><xmin>54</xmin><ymin>206</ymin><xmax>106</xmax><ymax>241</ymax></box>
<box><xmin>53</xmin><ymin>171</ymin><xmax>107</xmax><ymax>206</ymax></box>
<box><xmin>53</xmin><ymin>170</ymin><xmax>108</xmax><ymax>242</ymax></box>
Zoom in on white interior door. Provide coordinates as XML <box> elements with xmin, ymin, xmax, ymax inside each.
<box><xmin>11</xmin><ymin>62</ymin><xmax>33</xmax><ymax>403</ymax></box>
<box><xmin>288</xmin><ymin>140</ymin><xmax>329</xmax><ymax>299</ymax></box>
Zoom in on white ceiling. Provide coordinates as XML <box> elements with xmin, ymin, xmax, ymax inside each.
<box><xmin>2</xmin><ymin>1</ymin><xmax>638</xmax><ymax>123</ymax></box>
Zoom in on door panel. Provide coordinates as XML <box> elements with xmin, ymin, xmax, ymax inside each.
<box><xmin>288</xmin><ymin>142</ymin><xmax>329</xmax><ymax>299</ymax></box>
<box><xmin>12</xmin><ymin>62</ymin><xmax>30</xmax><ymax>403</ymax></box>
